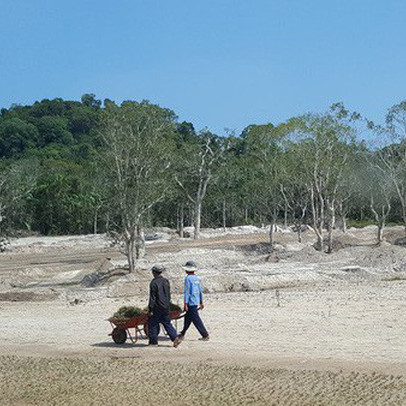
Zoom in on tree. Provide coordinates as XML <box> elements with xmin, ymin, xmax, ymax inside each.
<box><xmin>286</xmin><ymin>113</ymin><xmax>356</xmax><ymax>252</ymax></box>
<box><xmin>36</xmin><ymin>116</ymin><xmax>73</xmax><ymax>146</ymax></box>
<box><xmin>335</xmin><ymin>148</ymin><xmax>364</xmax><ymax>233</ymax></box>
<box><xmin>98</xmin><ymin>101</ymin><xmax>176</xmax><ymax>271</ymax></box>
<box><xmin>360</xmin><ymin>150</ymin><xmax>393</xmax><ymax>243</ymax></box>
<box><xmin>81</xmin><ymin>94</ymin><xmax>102</xmax><ymax>109</ymax></box>
<box><xmin>377</xmin><ymin>101</ymin><xmax>406</xmax><ymax>234</ymax></box>
<box><xmin>211</xmin><ymin>135</ymin><xmax>246</xmax><ymax>231</ymax></box>
<box><xmin>175</xmin><ymin>130</ymin><xmax>224</xmax><ymax>239</ymax></box>
<box><xmin>67</xmin><ymin>106</ymin><xmax>100</xmax><ymax>139</ymax></box>
<box><xmin>0</xmin><ymin>159</ymin><xmax>39</xmax><ymax>234</ymax></box>
<box><xmin>0</xmin><ymin>118</ymin><xmax>39</xmax><ymax>157</ymax></box>
<box><xmin>279</xmin><ymin>139</ymin><xmax>310</xmax><ymax>242</ymax></box>
<box><xmin>241</xmin><ymin>123</ymin><xmax>284</xmax><ymax>247</ymax></box>
<box><xmin>30</xmin><ymin>98</ymin><xmax>68</xmax><ymax>118</ymax></box>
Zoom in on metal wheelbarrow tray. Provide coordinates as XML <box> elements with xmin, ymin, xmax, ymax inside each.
<box><xmin>108</xmin><ymin>310</ymin><xmax>183</xmax><ymax>344</ymax></box>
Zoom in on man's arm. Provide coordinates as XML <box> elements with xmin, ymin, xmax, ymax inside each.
<box><xmin>148</xmin><ymin>281</ymin><xmax>156</xmax><ymax>313</ymax></box>
<box><xmin>184</xmin><ymin>277</ymin><xmax>190</xmax><ymax>311</ymax></box>
<box><xmin>166</xmin><ymin>278</ymin><xmax>171</xmax><ymax>305</ymax></box>
<box><xmin>199</xmin><ymin>280</ymin><xmax>204</xmax><ymax>309</ymax></box>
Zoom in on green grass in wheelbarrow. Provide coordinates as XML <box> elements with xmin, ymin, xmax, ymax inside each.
<box><xmin>113</xmin><ymin>306</ymin><xmax>145</xmax><ymax>320</ymax></box>
<box><xmin>111</xmin><ymin>303</ymin><xmax>182</xmax><ymax>321</ymax></box>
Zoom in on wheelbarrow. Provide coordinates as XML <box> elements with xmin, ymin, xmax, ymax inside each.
<box><xmin>108</xmin><ymin>310</ymin><xmax>184</xmax><ymax>344</ymax></box>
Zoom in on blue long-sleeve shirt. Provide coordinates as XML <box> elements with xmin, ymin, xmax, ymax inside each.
<box><xmin>184</xmin><ymin>274</ymin><xmax>203</xmax><ymax>306</ymax></box>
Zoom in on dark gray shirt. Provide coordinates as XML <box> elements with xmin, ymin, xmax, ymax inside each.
<box><xmin>148</xmin><ymin>275</ymin><xmax>171</xmax><ymax>314</ymax></box>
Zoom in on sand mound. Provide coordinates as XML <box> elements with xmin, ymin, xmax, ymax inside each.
<box><xmin>0</xmin><ymin>289</ymin><xmax>59</xmax><ymax>302</ymax></box>
<box><xmin>330</xmin><ymin>233</ymin><xmax>366</xmax><ymax>250</ymax></box>
<box><xmin>8</xmin><ymin>234</ymin><xmax>111</xmax><ymax>253</ymax></box>
<box><xmin>183</xmin><ymin>225</ymin><xmax>267</xmax><ymax>239</ymax></box>
<box><xmin>348</xmin><ymin>243</ymin><xmax>406</xmax><ymax>271</ymax></box>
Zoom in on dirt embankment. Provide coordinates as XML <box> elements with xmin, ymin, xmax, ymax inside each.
<box><xmin>2</xmin><ymin>226</ymin><xmax>406</xmax><ymax>303</ymax></box>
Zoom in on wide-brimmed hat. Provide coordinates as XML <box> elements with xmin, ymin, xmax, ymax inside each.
<box><xmin>151</xmin><ymin>264</ymin><xmax>165</xmax><ymax>273</ymax></box>
<box><xmin>182</xmin><ymin>260</ymin><xmax>198</xmax><ymax>272</ymax></box>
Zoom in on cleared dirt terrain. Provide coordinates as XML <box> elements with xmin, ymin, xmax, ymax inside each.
<box><xmin>0</xmin><ymin>226</ymin><xmax>405</xmax><ymax>405</ymax></box>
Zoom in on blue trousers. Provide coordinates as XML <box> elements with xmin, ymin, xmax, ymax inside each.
<box><xmin>148</xmin><ymin>309</ymin><xmax>178</xmax><ymax>345</ymax></box>
<box><xmin>181</xmin><ymin>305</ymin><xmax>208</xmax><ymax>338</ymax></box>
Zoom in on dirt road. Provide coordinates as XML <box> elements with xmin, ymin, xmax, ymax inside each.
<box><xmin>0</xmin><ymin>233</ymin><xmax>272</xmax><ymax>275</ymax></box>
<box><xmin>1</xmin><ymin>280</ymin><xmax>406</xmax><ymax>405</ymax></box>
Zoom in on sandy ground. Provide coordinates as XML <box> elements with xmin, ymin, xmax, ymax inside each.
<box><xmin>1</xmin><ymin>226</ymin><xmax>406</xmax><ymax>405</ymax></box>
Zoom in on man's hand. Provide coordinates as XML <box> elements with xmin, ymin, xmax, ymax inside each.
<box><xmin>184</xmin><ymin>303</ymin><xmax>188</xmax><ymax>312</ymax></box>
<box><xmin>200</xmin><ymin>303</ymin><xmax>205</xmax><ymax>310</ymax></box>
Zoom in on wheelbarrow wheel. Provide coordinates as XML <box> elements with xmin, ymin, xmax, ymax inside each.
<box><xmin>112</xmin><ymin>327</ymin><xmax>127</xmax><ymax>344</ymax></box>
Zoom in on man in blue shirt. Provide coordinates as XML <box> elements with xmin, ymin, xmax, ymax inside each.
<box><xmin>178</xmin><ymin>260</ymin><xmax>209</xmax><ymax>341</ymax></box>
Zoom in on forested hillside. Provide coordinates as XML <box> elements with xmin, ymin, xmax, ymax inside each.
<box><xmin>1</xmin><ymin>94</ymin><xmax>405</xmax><ymax>264</ymax></box>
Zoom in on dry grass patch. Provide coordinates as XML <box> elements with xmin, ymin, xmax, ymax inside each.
<box><xmin>382</xmin><ymin>274</ymin><xmax>406</xmax><ymax>282</ymax></box>
<box><xmin>0</xmin><ymin>291</ymin><xmax>58</xmax><ymax>302</ymax></box>
<box><xmin>0</xmin><ymin>356</ymin><xmax>405</xmax><ymax>406</ymax></box>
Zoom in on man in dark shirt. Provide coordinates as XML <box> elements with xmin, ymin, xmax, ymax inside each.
<box><xmin>148</xmin><ymin>265</ymin><xmax>181</xmax><ymax>347</ymax></box>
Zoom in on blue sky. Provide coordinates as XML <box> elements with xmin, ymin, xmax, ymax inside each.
<box><xmin>0</xmin><ymin>0</ymin><xmax>405</xmax><ymax>135</ymax></box>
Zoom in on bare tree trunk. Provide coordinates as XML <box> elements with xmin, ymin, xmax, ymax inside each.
<box><xmin>337</xmin><ymin>200</ymin><xmax>347</xmax><ymax>233</ymax></box>
<box><xmin>178</xmin><ymin>203</ymin><xmax>184</xmax><ymax>238</ymax></box>
<box><xmin>294</xmin><ymin>205</ymin><xmax>307</xmax><ymax>243</ymax></box>
<box><xmin>269</xmin><ymin>224</ymin><xmax>274</xmax><ymax>249</ymax></box>
<box><xmin>342</xmin><ymin>215</ymin><xmax>347</xmax><ymax>233</ymax></box>
<box><xmin>326</xmin><ymin>200</ymin><xmax>335</xmax><ymax>254</ymax></box>
<box><xmin>127</xmin><ymin>236</ymin><xmax>136</xmax><ymax>272</ymax></box>
<box><xmin>311</xmin><ymin>187</ymin><xmax>324</xmax><ymax>251</ymax></box>
<box><xmin>190</xmin><ymin>207</ymin><xmax>194</xmax><ymax>228</ymax></box>
<box><xmin>93</xmin><ymin>209</ymin><xmax>98</xmax><ymax>235</ymax></box>
<box><xmin>105</xmin><ymin>213</ymin><xmax>110</xmax><ymax>233</ymax></box>
<box><xmin>314</xmin><ymin>229</ymin><xmax>324</xmax><ymax>251</ymax></box>
<box><xmin>376</xmin><ymin>205</ymin><xmax>387</xmax><ymax>244</ymax></box>
<box><xmin>297</xmin><ymin>225</ymin><xmax>302</xmax><ymax>243</ymax></box>
<box><xmin>192</xmin><ymin>176</ymin><xmax>210</xmax><ymax>239</ymax></box>
<box><xmin>370</xmin><ymin>196</ymin><xmax>390</xmax><ymax>245</ymax></box>
<box><xmin>222</xmin><ymin>198</ymin><xmax>227</xmax><ymax>232</ymax></box>
<box><xmin>176</xmin><ymin>206</ymin><xmax>179</xmax><ymax>234</ymax></box>
<box><xmin>284</xmin><ymin>203</ymin><xmax>288</xmax><ymax>228</ymax></box>
<box><xmin>194</xmin><ymin>202</ymin><xmax>201</xmax><ymax>240</ymax></box>
<box><xmin>317</xmin><ymin>199</ymin><xmax>325</xmax><ymax>251</ymax></box>
<box><xmin>327</xmin><ymin>223</ymin><xmax>333</xmax><ymax>253</ymax></box>
<box><xmin>135</xmin><ymin>223</ymin><xmax>145</xmax><ymax>259</ymax></box>
<box><xmin>402</xmin><ymin>206</ymin><xmax>406</xmax><ymax>236</ymax></box>
<box><xmin>389</xmin><ymin>177</ymin><xmax>406</xmax><ymax>236</ymax></box>
<box><xmin>269</xmin><ymin>209</ymin><xmax>277</xmax><ymax>249</ymax></box>
<box><xmin>377</xmin><ymin>222</ymin><xmax>384</xmax><ymax>243</ymax></box>
<box><xmin>0</xmin><ymin>204</ymin><xmax>4</xmax><ymax>234</ymax></box>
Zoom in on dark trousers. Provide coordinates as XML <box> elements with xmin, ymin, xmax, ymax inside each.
<box><xmin>148</xmin><ymin>309</ymin><xmax>178</xmax><ymax>345</ymax></box>
<box><xmin>181</xmin><ymin>305</ymin><xmax>208</xmax><ymax>338</ymax></box>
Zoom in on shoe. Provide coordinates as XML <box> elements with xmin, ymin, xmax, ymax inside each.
<box><xmin>173</xmin><ymin>337</ymin><xmax>182</xmax><ymax>348</ymax></box>
<box><xmin>199</xmin><ymin>336</ymin><xmax>210</xmax><ymax>341</ymax></box>
<box><xmin>177</xmin><ymin>334</ymin><xmax>185</xmax><ymax>341</ymax></box>
<box><xmin>148</xmin><ymin>343</ymin><xmax>158</xmax><ymax>347</ymax></box>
